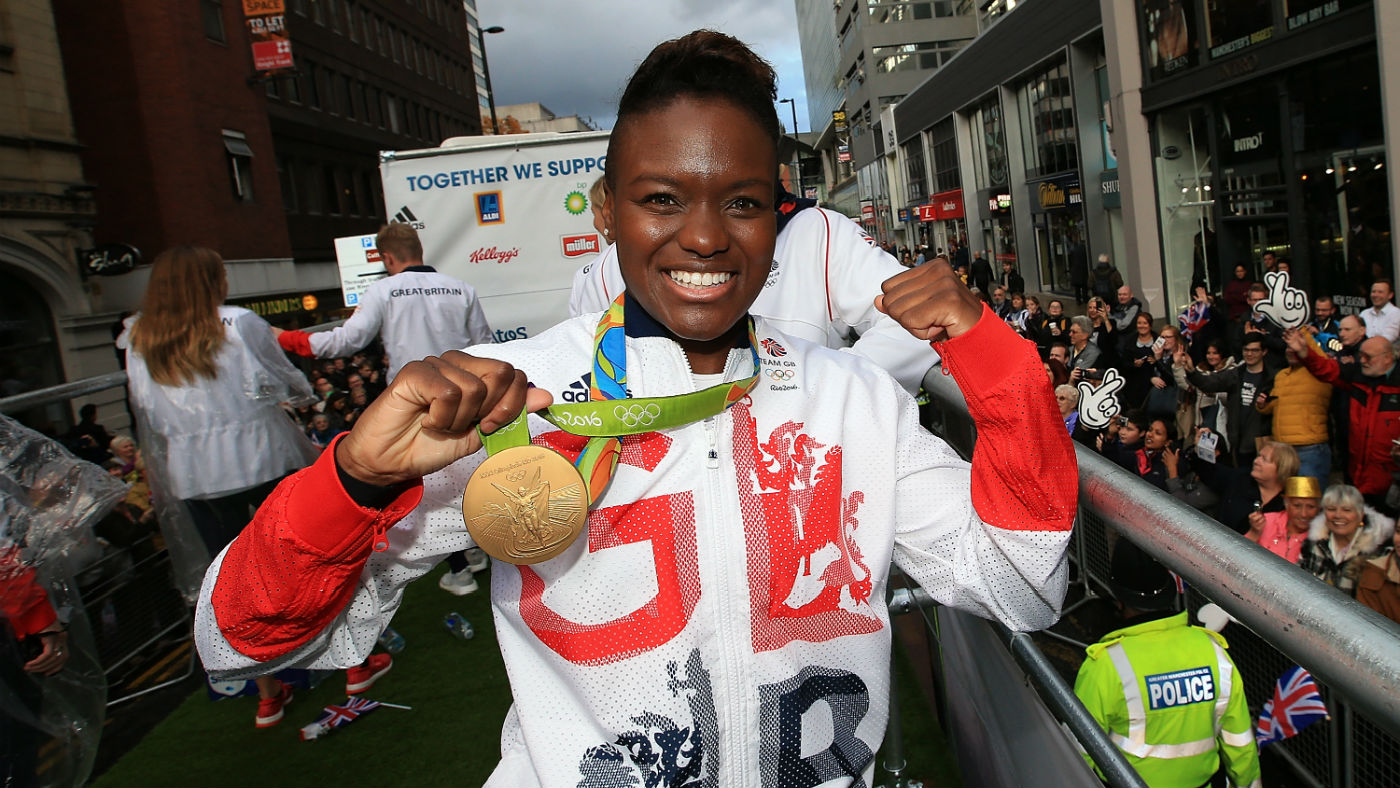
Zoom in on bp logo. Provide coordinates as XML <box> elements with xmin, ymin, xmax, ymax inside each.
<box><xmin>563</xmin><ymin>190</ymin><xmax>589</xmax><ymax>215</ymax></box>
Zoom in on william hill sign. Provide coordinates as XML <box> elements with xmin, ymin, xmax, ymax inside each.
<box><xmin>1029</xmin><ymin>177</ymin><xmax>1082</xmax><ymax>212</ymax></box>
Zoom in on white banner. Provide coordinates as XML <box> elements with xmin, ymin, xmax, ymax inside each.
<box><xmin>379</xmin><ymin>132</ymin><xmax>610</xmax><ymax>342</ymax></box>
<box><xmin>332</xmin><ymin>233</ymin><xmax>386</xmax><ymax>308</ymax></box>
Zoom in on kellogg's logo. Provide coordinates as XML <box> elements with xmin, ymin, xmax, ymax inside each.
<box><xmin>475</xmin><ymin>191</ymin><xmax>504</xmax><ymax>225</ymax></box>
<box><xmin>761</xmin><ymin>338</ymin><xmax>787</xmax><ymax>357</ymax></box>
<box><xmin>561</xmin><ymin>234</ymin><xmax>601</xmax><ymax>258</ymax></box>
<box><xmin>469</xmin><ymin>246</ymin><xmax>521</xmax><ymax>265</ymax></box>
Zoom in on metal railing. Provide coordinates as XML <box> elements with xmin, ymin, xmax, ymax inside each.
<box><xmin>2</xmin><ymin>371</ymin><xmax>196</xmax><ymax>708</ymax></box>
<box><xmin>920</xmin><ymin>364</ymin><xmax>1400</xmax><ymax>788</ymax></box>
<box><xmin>15</xmin><ymin>339</ymin><xmax>1398</xmax><ymax>785</ymax></box>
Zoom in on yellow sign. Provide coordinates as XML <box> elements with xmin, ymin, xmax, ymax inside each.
<box><xmin>1038</xmin><ymin>181</ymin><xmax>1067</xmax><ymax>210</ymax></box>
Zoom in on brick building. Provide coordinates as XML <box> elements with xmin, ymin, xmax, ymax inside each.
<box><xmin>0</xmin><ymin>0</ymin><xmax>484</xmax><ymax>430</ymax></box>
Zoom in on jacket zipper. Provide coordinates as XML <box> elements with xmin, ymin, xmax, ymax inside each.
<box><xmin>707</xmin><ymin>412</ymin><xmax>749</xmax><ymax>785</ymax></box>
<box><xmin>676</xmin><ymin>340</ymin><xmax>749</xmax><ymax>783</ymax></box>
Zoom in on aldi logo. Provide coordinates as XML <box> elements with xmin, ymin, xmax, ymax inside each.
<box><xmin>475</xmin><ymin>191</ymin><xmax>504</xmax><ymax>225</ymax></box>
<box><xmin>561</xmin><ymin>233</ymin><xmax>601</xmax><ymax>258</ymax></box>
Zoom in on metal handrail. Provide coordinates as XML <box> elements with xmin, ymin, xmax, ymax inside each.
<box><xmin>0</xmin><ymin>371</ymin><xmax>128</xmax><ymax>414</ymax></box>
<box><xmin>0</xmin><ymin>319</ymin><xmax>347</xmax><ymax>415</ymax></box>
<box><xmin>920</xmin><ymin>364</ymin><xmax>1400</xmax><ymax>732</ymax></box>
<box><xmin>890</xmin><ymin>586</ymin><xmax>1148</xmax><ymax>788</ymax></box>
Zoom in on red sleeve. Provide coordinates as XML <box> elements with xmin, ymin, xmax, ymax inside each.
<box><xmin>936</xmin><ymin>303</ymin><xmax>1077</xmax><ymax>532</ymax></box>
<box><xmin>277</xmin><ymin>329</ymin><xmax>315</xmax><ymax>357</ymax></box>
<box><xmin>0</xmin><ymin>547</ymin><xmax>57</xmax><ymax>638</ymax></box>
<box><xmin>210</xmin><ymin>435</ymin><xmax>423</xmax><ymax>661</ymax></box>
<box><xmin>1300</xmin><ymin>344</ymin><xmax>1346</xmax><ymax>389</ymax></box>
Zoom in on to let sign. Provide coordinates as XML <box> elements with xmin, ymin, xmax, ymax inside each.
<box><xmin>244</xmin><ymin>0</ymin><xmax>294</xmax><ymax>74</ymax></box>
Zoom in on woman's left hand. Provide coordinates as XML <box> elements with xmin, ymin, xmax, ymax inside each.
<box><xmin>875</xmin><ymin>258</ymin><xmax>984</xmax><ymax>343</ymax></box>
<box><xmin>1152</xmin><ymin>376</ymin><xmax>1167</xmax><ymax>389</ymax></box>
<box><xmin>23</xmin><ymin>628</ymin><xmax>69</xmax><ymax>676</ymax></box>
<box><xmin>1163</xmin><ymin>446</ymin><xmax>1180</xmax><ymax>476</ymax></box>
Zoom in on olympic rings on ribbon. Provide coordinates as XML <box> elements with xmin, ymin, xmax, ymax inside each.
<box><xmin>614</xmin><ymin>403</ymin><xmax>662</xmax><ymax>428</ymax></box>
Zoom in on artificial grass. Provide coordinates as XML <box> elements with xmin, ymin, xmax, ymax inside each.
<box><xmin>878</xmin><ymin>641</ymin><xmax>962</xmax><ymax>787</ymax></box>
<box><xmin>95</xmin><ymin>566</ymin><xmax>959</xmax><ymax>787</ymax></box>
<box><xmin>93</xmin><ymin>566</ymin><xmax>509</xmax><ymax>788</ymax></box>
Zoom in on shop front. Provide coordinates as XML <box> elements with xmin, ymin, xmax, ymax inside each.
<box><xmin>929</xmin><ymin>189</ymin><xmax>967</xmax><ymax>255</ymax></box>
<box><xmin>1140</xmin><ymin>0</ymin><xmax>1387</xmax><ymax>313</ymax></box>
<box><xmin>980</xmin><ymin>189</ymin><xmax>1018</xmax><ymax>272</ymax></box>
<box><xmin>230</xmin><ymin>287</ymin><xmax>349</xmax><ymax>330</ymax></box>
<box><xmin>1027</xmin><ymin>174</ymin><xmax>1086</xmax><ymax>294</ymax></box>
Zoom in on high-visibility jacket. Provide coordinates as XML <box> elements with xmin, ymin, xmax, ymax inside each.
<box><xmin>1074</xmin><ymin>611</ymin><xmax>1261</xmax><ymax>788</ymax></box>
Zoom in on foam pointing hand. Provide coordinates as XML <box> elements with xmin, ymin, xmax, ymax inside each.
<box><xmin>1077</xmin><ymin>367</ymin><xmax>1124</xmax><ymax>431</ymax></box>
<box><xmin>1253</xmin><ymin>271</ymin><xmax>1309</xmax><ymax>330</ymax></box>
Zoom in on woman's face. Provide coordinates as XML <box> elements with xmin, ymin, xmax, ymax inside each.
<box><xmin>1136</xmin><ymin>315</ymin><xmax>1152</xmax><ymax>335</ymax></box>
<box><xmin>1048</xmin><ymin>301</ymin><xmax>1064</xmax><ymax>317</ymax></box>
<box><xmin>1011</xmin><ymin>294</ymin><xmax>1024</xmax><ymax>309</ymax></box>
<box><xmin>1054</xmin><ymin>388</ymin><xmax>1075</xmax><ymax>416</ymax></box>
<box><xmin>1235</xmin><ymin>264</ymin><xmax>1248</xmax><ymax>280</ymax></box>
<box><xmin>1160</xmin><ymin>329</ymin><xmax>1179</xmax><ymax>351</ymax></box>
<box><xmin>603</xmin><ymin>96</ymin><xmax>776</xmax><ymax>373</ymax></box>
<box><xmin>1252</xmin><ymin>448</ymin><xmax>1278</xmax><ymax>483</ymax></box>
<box><xmin>113</xmin><ymin>442</ymin><xmax>136</xmax><ymax>462</ymax></box>
<box><xmin>1143</xmin><ymin>420</ymin><xmax>1170</xmax><ymax>450</ymax></box>
<box><xmin>1205</xmin><ymin>346</ymin><xmax>1222</xmax><ymax>368</ymax></box>
<box><xmin>1026</xmin><ymin>300</ymin><xmax>1041</xmax><ymax>315</ymax></box>
<box><xmin>1324</xmin><ymin>503</ymin><xmax>1363</xmax><ymax>540</ymax></box>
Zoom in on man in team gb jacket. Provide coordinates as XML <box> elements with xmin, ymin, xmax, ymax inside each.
<box><xmin>195</xmin><ymin>30</ymin><xmax>1075</xmax><ymax>788</ymax></box>
<box><xmin>277</xmin><ymin>222</ymin><xmax>494</xmax><ymax>381</ymax></box>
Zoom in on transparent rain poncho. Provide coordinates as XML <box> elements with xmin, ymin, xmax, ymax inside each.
<box><xmin>117</xmin><ymin>307</ymin><xmax>320</xmax><ymax>601</ymax></box>
<box><xmin>1</xmin><ymin>414</ymin><xmax>127</xmax><ymax>788</ymax></box>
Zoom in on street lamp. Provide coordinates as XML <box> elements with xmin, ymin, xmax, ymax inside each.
<box><xmin>480</xmin><ymin>26</ymin><xmax>504</xmax><ymax>134</ymax></box>
<box><xmin>778</xmin><ymin>98</ymin><xmax>803</xmax><ymax>197</ymax></box>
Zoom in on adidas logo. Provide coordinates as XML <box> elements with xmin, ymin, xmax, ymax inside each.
<box><xmin>392</xmin><ymin>206</ymin><xmax>426</xmax><ymax>230</ymax></box>
<box><xmin>561</xmin><ymin>374</ymin><xmax>591</xmax><ymax>402</ymax></box>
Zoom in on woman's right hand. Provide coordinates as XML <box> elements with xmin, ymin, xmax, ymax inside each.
<box><xmin>335</xmin><ymin>351</ymin><xmax>553</xmax><ymax>486</ymax></box>
<box><xmin>1246</xmin><ymin>510</ymin><xmax>1266</xmax><ymax>537</ymax></box>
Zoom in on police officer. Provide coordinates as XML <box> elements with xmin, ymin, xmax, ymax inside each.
<box><xmin>1074</xmin><ymin>542</ymin><xmax>1261</xmax><ymax>787</ymax></box>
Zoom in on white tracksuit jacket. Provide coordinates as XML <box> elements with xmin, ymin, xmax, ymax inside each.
<box><xmin>570</xmin><ymin>207</ymin><xmax>938</xmax><ymax>394</ymax></box>
<box><xmin>310</xmin><ymin>266</ymin><xmax>494</xmax><ymax>380</ymax></box>
<box><xmin>196</xmin><ymin>308</ymin><xmax>1075</xmax><ymax>788</ymax></box>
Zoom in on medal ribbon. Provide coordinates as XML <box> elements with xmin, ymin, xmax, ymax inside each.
<box><xmin>478</xmin><ymin>294</ymin><xmax>760</xmax><ymax>503</ymax></box>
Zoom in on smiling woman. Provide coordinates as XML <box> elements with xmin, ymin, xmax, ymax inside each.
<box><xmin>196</xmin><ymin>29</ymin><xmax>1076</xmax><ymax>788</ymax></box>
<box><xmin>602</xmin><ymin>32</ymin><xmax>781</xmax><ymax>372</ymax></box>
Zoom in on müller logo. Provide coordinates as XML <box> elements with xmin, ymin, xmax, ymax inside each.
<box><xmin>561</xmin><ymin>234</ymin><xmax>601</xmax><ymax>258</ymax></box>
<box><xmin>469</xmin><ymin>246</ymin><xmax>521</xmax><ymax>265</ymax></box>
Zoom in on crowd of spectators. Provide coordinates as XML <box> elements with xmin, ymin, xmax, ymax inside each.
<box><xmin>996</xmin><ymin>254</ymin><xmax>1400</xmax><ymax>624</ymax></box>
<box><xmin>281</xmin><ymin>349</ymin><xmax>391</xmax><ymax>449</ymax></box>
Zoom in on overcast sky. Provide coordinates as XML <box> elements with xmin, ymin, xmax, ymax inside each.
<box><xmin>479</xmin><ymin>0</ymin><xmax>811</xmax><ymax>133</ymax></box>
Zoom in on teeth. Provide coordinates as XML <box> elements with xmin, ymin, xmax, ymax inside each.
<box><xmin>669</xmin><ymin>270</ymin><xmax>731</xmax><ymax>288</ymax></box>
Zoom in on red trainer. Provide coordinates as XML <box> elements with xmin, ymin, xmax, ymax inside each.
<box><xmin>346</xmin><ymin>653</ymin><xmax>393</xmax><ymax>695</ymax></box>
<box><xmin>255</xmin><ymin>682</ymin><xmax>293</xmax><ymax>728</ymax></box>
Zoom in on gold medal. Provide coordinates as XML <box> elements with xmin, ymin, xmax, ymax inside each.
<box><xmin>463</xmin><ymin>445</ymin><xmax>587</xmax><ymax>565</ymax></box>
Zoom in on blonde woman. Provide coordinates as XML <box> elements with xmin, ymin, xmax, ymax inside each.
<box><xmin>119</xmin><ymin>246</ymin><xmax>319</xmax><ymax>727</ymax></box>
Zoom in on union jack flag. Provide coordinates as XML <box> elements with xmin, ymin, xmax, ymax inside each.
<box><xmin>300</xmin><ymin>697</ymin><xmax>381</xmax><ymax>741</ymax></box>
<box><xmin>1256</xmin><ymin>666</ymin><xmax>1329</xmax><ymax>744</ymax></box>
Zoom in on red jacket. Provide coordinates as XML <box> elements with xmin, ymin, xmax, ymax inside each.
<box><xmin>1302</xmin><ymin>349</ymin><xmax>1400</xmax><ymax>495</ymax></box>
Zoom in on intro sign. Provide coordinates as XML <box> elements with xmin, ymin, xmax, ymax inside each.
<box><xmin>244</xmin><ymin>0</ymin><xmax>294</xmax><ymax>74</ymax></box>
<box><xmin>80</xmin><ymin>243</ymin><xmax>142</xmax><ymax>277</ymax></box>
<box><xmin>331</xmin><ymin>234</ymin><xmax>386</xmax><ymax>308</ymax></box>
